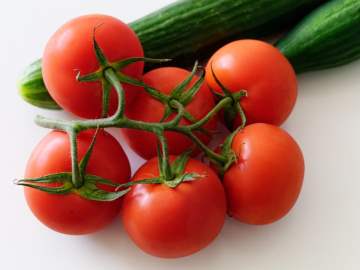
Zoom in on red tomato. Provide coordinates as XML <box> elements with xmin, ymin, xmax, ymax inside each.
<box><xmin>122</xmin><ymin>157</ymin><xmax>226</xmax><ymax>258</ymax></box>
<box><xmin>24</xmin><ymin>130</ymin><xmax>131</xmax><ymax>235</ymax></box>
<box><xmin>42</xmin><ymin>14</ymin><xmax>144</xmax><ymax>119</ymax></box>
<box><xmin>205</xmin><ymin>40</ymin><xmax>297</xmax><ymax>128</ymax></box>
<box><xmin>223</xmin><ymin>123</ymin><xmax>304</xmax><ymax>225</ymax></box>
<box><xmin>121</xmin><ymin>67</ymin><xmax>217</xmax><ymax>159</ymax></box>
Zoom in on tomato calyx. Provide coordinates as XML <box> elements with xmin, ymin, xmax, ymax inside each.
<box><xmin>15</xmin><ymin>129</ymin><xmax>130</xmax><ymax>201</ymax></box>
<box><xmin>15</xmin><ymin>130</ymin><xmax>200</xmax><ymax>200</ymax></box>
<box><xmin>76</xmin><ymin>31</ymin><xmax>170</xmax><ymax>117</ymax></box>
<box><xmin>209</xmin><ymin>64</ymin><xmax>247</xmax><ymax>130</ymax></box>
<box><xmin>141</xmin><ymin>61</ymin><xmax>213</xmax><ymax>137</ymax></box>
<box><xmin>207</xmin><ymin>129</ymin><xmax>242</xmax><ymax>178</ymax></box>
<box><xmin>15</xmin><ymin>173</ymin><xmax>74</xmax><ymax>194</ymax></box>
<box><xmin>158</xmin><ymin>151</ymin><xmax>203</xmax><ymax>188</ymax></box>
<box><xmin>15</xmin><ymin>173</ymin><xmax>130</xmax><ymax>201</ymax></box>
<box><xmin>217</xmin><ymin>127</ymin><xmax>243</xmax><ymax>176</ymax></box>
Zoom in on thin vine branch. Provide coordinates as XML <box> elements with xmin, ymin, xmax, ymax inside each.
<box><xmin>35</xmin><ymin>85</ymin><xmax>231</xmax><ymax>168</ymax></box>
<box><xmin>32</xmin><ymin>55</ymin><xmax>248</xmax><ymax>191</ymax></box>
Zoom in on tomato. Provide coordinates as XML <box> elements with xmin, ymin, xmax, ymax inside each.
<box><xmin>223</xmin><ymin>123</ymin><xmax>304</xmax><ymax>225</ymax></box>
<box><xmin>121</xmin><ymin>67</ymin><xmax>217</xmax><ymax>159</ymax></box>
<box><xmin>122</xmin><ymin>157</ymin><xmax>226</xmax><ymax>258</ymax></box>
<box><xmin>42</xmin><ymin>14</ymin><xmax>144</xmax><ymax>119</ymax></box>
<box><xmin>24</xmin><ymin>130</ymin><xmax>131</xmax><ymax>235</ymax></box>
<box><xmin>205</xmin><ymin>39</ymin><xmax>297</xmax><ymax>129</ymax></box>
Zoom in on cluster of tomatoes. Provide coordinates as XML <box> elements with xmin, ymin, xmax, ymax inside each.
<box><xmin>21</xmin><ymin>14</ymin><xmax>304</xmax><ymax>258</ymax></box>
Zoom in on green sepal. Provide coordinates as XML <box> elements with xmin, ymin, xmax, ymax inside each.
<box><xmin>209</xmin><ymin>86</ymin><xmax>226</xmax><ymax>103</ymax></box>
<box><xmin>158</xmin><ymin>72</ymin><xmax>210</xmax><ymax>133</ymax></box>
<box><xmin>223</xmin><ymin>104</ymin><xmax>237</xmax><ymax>131</ymax></box>
<box><xmin>144</xmin><ymin>85</ymin><xmax>169</xmax><ymax>102</ymax></box>
<box><xmin>210</xmin><ymin>64</ymin><xmax>232</xmax><ymax>97</ymax></box>
<box><xmin>220</xmin><ymin>127</ymin><xmax>242</xmax><ymax>174</ymax></box>
<box><xmin>144</xmin><ymin>84</ymin><xmax>169</xmax><ymax>103</ymax></box>
<box><xmin>92</xmin><ymin>30</ymin><xmax>108</xmax><ymax>67</ymax></box>
<box><xmin>206</xmin><ymin>126</ymin><xmax>242</xmax><ymax>178</ymax></box>
<box><xmin>79</xmin><ymin>128</ymin><xmax>99</xmax><ymax>177</ymax></box>
<box><xmin>210</xmin><ymin>65</ymin><xmax>237</xmax><ymax>130</ymax></box>
<box><xmin>163</xmin><ymin>150</ymin><xmax>203</xmax><ymax>188</ymax></box>
<box><xmin>223</xmin><ymin>97</ymin><xmax>247</xmax><ymax>131</ymax></box>
<box><xmin>112</xmin><ymin>57</ymin><xmax>171</xmax><ymax>71</ymax></box>
<box><xmin>14</xmin><ymin>173</ymin><xmax>73</xmax><ymax>194</ymax></box>
<box><xmin>76</xmin><ymin>175</ymin><xmax>130</xmax><ymax>201</ymax></box>
<box><xmin>84</xmin><ymin>174</ymin><xmax>119</xmax><ymax>187</ymax></box>
<box><xmin>15</xmin><ymin>172</ymin><xmax>132</xmax><ymax>201</ymax></box>
<box><xmin>210</xmin><ymin>65</ymin><xmax>248</xmax><ymax>130</ymax></box>
<box><xmin>76</xmin><ymin>70</ymin><xmax>102</xmax><ymax>82</ymax></box>
<box><xmin>179</xmin><ymin>71</ymin><xmax>204</xmax><ymax>106</ymax></box>
<box><xmin>78</xmin><ymin>34</ymin><xmax>173</xmax><ymax>118</ymax></box>
<box><xmin>170</xmin><ymin>61</ymin><xmax>198</xmax><ymax>99</ymax></box>
<box><xmin>16</xmin><ymin>183</ymin><xmax>71</xmax><ymax>194</ymax></box>
<box><xmin>160</xmin><ymin>105</ymin><xmax>173</xmax><ymax>122</ymax></box>
<box><xmin>154</xmin><ymin>149</ymin><xmax>203</xmax><ymax>188</ymax></box>
<box><xmin>171</xmin><ymin>150</ymin><xmax>192</xmax><ymax>176</ymax></box>
<box><xmin>115</xmin><ymin>71</ymin><xmax>170</xmax><ymax>105</ymax></box>
<box><xmin>164</xmin><ymin>172</ymin><xmax>201</xmax><ymax>188</ymax></box>
<box><xmin>117</xmin><ymin>177</ymin><xmax>162</xmax><ymax>190</ymax></box>
<box><xmin>116</xmin><ymin>72</ymin><xmax>144</xmax><ymax>87</ymax></box>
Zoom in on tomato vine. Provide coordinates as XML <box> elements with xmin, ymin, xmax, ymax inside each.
<box><xmin>15</xmin><ymin>35</ymin><xmax>247</xmax><ymax>201</ymax></box>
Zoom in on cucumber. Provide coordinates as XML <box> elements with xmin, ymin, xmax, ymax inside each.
<box><xmin>130</xmin><ymin>0</ymin><xmax>326</xmax><ymax>64</ymax></box>
<box><xmin>18</xmin><ymin>59</ymin><xmax>61</xmax><ymax>110</ymax></box>
<box><xmin>277</xmin><ymin>0</ymin><xmax>360</xmax><ymax>73</ymax></box>
<box><xmin>18</xmin><ymin>0</ymin><xmax>326</xmax><ymax>109</ymax></box>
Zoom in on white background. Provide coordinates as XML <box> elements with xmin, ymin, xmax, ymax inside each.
<box><xmin>1</xmin><ymin>1</ymin><xmax>360</xmax><ymax>269</ymax></box>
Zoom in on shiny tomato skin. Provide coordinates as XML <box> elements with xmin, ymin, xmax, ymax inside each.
<box><xmin>121</xmin><ymin>67</ymin><xmax>217</xmax><ymax>159</ymax></box>
<box><xmin>205</xmin><ymin>39</ymin><xmax>297</xmax><ymax>128</ymax></box>
<box><xmin>24</xmin><ymin>130</ymin><xmax>131</xmax><ymax>235</ymax></box>
<box><xmin>224</xmin><ymin>123</ymin><xmax>304</xmax><ymax>225</ymax></box>
<box><xmin>122</xmin><ymin>157</ymin><xmax>226</xmax><ymax>258</ymax></box>
<box><xmin>42</xmin><ymin>14</ymin><xmax>144</xmax><ymax>119</ymax></box>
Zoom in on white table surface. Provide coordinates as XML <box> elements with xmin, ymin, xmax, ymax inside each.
<box><xmin>1</xmin><ymin>1</ymin><xmax>360</xmax><ymax>269</ymax></box>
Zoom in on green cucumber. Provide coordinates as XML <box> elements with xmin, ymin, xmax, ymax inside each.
<box><xmin>19</xmin><ymin>0</ymin><xmax>326</xmax><ymax>109</ymax></box>
<box><xmin>277</xmin><ymin>0</ymin><xmax>360</xmax><ymax>73</ymax></box>
<box><xmin>130</xmin><ymin>0</ymin><xmax>326</xmax><ymax>64</ymax></box>
<box><xmin>18</xmin><ymin>59</ymin><xmax>61</xmax><ymax>110</ymax></box>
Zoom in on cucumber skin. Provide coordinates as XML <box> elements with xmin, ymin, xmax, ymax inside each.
<box><xmin>18</xmin><ymin>59</ymin><xmax>61</xmax><ymax>110</ymax></box>
<box><xmin>19</xmin><ymin>0</ymin><xmax>326</xmax><ymax>110</ymax></box>
<box><xmin>277</xmin><ymin>0</ymin><xmax>360</xmax><ymax>73</ymax></box>
<box><xmin>129</xmin><ymin>0</ymin><xmax>326</xmax><ymax>64</ymax></box>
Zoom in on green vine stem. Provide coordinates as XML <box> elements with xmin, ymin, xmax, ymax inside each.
<box><xmin>68</xmin><ymin>130</ymin><xmax>82</xmax><ymax>188</ymax></box>
<box><xmin>29</xmin><ymin>38</ymin><xmax>248</xmax><ymax>193</ymax></box>
<box><xmin>34</xmin><ymin>68</ymin><xmax>231</xmax><ymax>167</ymax></box>
<box><xmin>103</xmin><ymin>68</ymin><xmax>125</xmax><ymax>119</ymax></box>
<box><xmin>101</xmin><ymin>79</ymin><xmax>111</xmax><ymax>118</ymax></box>
<box><xmin>16</xmin><ymin>33</ymin><xmax>251</xmax><ymax>201</ymax></box>
<box><xmin>31</xmin><ymin>31</ymin><xmax>242</xmax><ymax>174</ymax></box>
